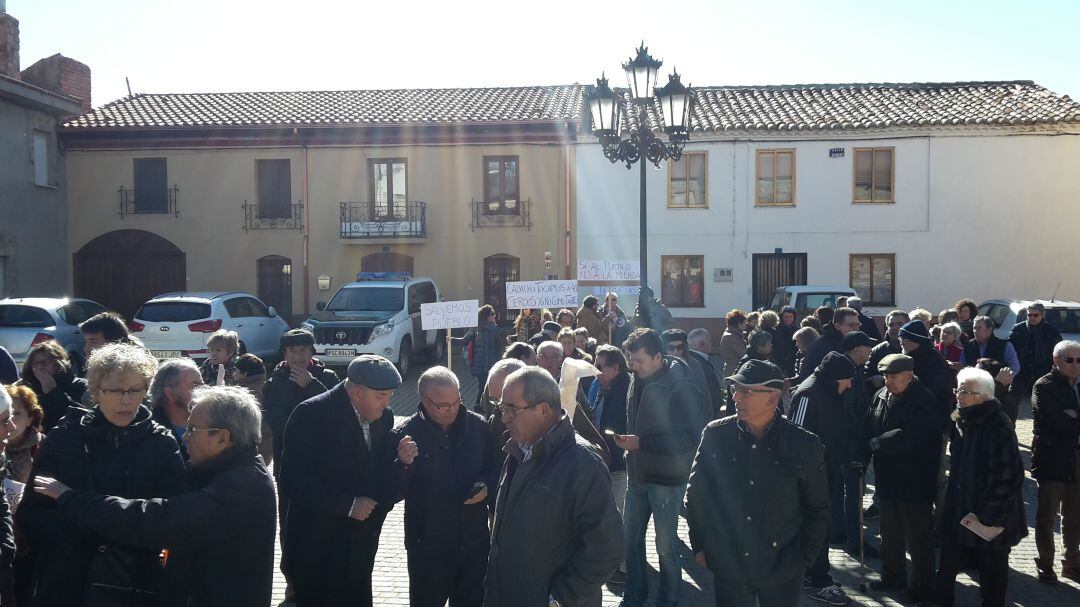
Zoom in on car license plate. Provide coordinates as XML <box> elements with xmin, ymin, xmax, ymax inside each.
<box><xmin>151</xmin><ymin>350</ymin><xmax>182</xmax><ymax>359</ymax></box>
<box><xmin>325</xmin><ymin>348</ymin><xmax>356</xmax><ymax>357</ymax></box>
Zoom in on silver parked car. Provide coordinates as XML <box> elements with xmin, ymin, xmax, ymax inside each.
<box><xmin>130</xmin><ymin>291</ymin><xmax>291</xmax><ymax>362</ymax></box>
<box><xmin>0</xmin><ymin>297</ymin><xmax>108</xmax><ymax>366</ymax></box>
<box><xmin>977</xmin><ymin>299</ymin><xmax>1080</xmax><ymax>342</ymax></box>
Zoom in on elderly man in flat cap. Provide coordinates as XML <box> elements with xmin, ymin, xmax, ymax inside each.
<box><xmin>853</xmin><ymin>354</ymin><xmax>941</xmax><ymax>603</ymax></box>
<box><xmin>686</xmin><ymin>359</ymin><xmax>829</xmax><ymax>607</ymax></box>
<box><xmin>278</xmin><ymin>354</ymin><xmax>401</xmax><ymax>607</ymax></box>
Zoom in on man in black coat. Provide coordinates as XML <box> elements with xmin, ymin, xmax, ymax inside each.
<box><xmin>33</xmin><ymin>385</ymin><xmax>277</xmax><ymax>607</ymax></box>
<box><xmin>846</xmin><ymin>296</ymin><xmax>882</xmax><ymax>341</ymax></box>
<box><xmin>935</xmin><ymin>367</ymin><xmax>1027</xmax><ymax>606</ymax></box>
<box><xmin>687</xmin><ymin>359</ymin><xmax>829</xmax><ymax>606</ymax></box>
<box><xmin>1030</xmin><ymin>340</ymin><xmax>1080</xmax><ymax>584</ymax></box>
<box><xmin>798</xmin><ymin>307</ymin><xmax>862</xmax><ymax>382</ymax></box>
<box><xmin>898</xmin><ymin>320</ymin><xmax>953</xmax><ymax>425</ymax></box>
<box><xmin>1010</xmin><ymin>302</ymin><xmax>1063</xmax><ymax>396</ymax></box>
<box><xmin>484</xmin><ymin>367</ymin><xmax>623</xmax><ymax>606</ymax></box>
<box><xmin>839</xmin><ymin>331</ymin><xmax>878</xmax><ymax>556</ymax></box>
<box><xmin>865</xmin><ymin>310</ymin><xmax>909</xmax><ymax>383</ymax></box>
<box><xmin>686</xmin><ymin>328</ymin><xmax>726</xmax><ymax>420</ymax></box>
<box><xmin>279</xmin><ymin>354</ymin><xmax>401</xmax><ymax>607</ymax></box>
<box><xmin>854</xmin><ymin>354</ymin><xmax>942</xmax><ymax>603</ymax></box>
<box><xmin>789</xmin><ymin>351</ymin><xmax>856</xmax><ymax>604</ymax></box>
<box><xmin>663</xmin><ymin>329</ymin><xmax>717</xmax><ymax>423</ymax></box>
<box><xmin>382</xmin><ymin>366</ymin><xmax>500</xmax><ymax>607</ymax></box>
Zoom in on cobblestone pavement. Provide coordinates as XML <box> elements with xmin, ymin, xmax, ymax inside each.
<box><xmin>270</xmin><ymin>358</ymin><xmax>1080</xmax><ymax>606</ymax></box>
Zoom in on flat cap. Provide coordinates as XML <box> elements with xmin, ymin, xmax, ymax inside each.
<box><xmin>726</xmin><ymin>359</ymin><xmax>786</xmax><ymax>390</ymax></box>
<box><xmin>280</xmin><ymin>329</ymin><xmax>315</xmax><ymax>350</ymax></box>
<box><xmin>347</xmin><ymin>354</ymin><xmax>402</xmax><ymax>390</ymax></box>
<box><xmin>877</xmin><ymin>353</ymin><xmax>914</xmax><ymax>374</ymax></box>
<box><xmin>542</xmin><ymin>321</ymin><xmax>563</xmax><ymax>335</ymax></box>
<box><xmin>840</xmin><ymin>331</ymin><xmax>877</xmax><ymax>351</ymax></box>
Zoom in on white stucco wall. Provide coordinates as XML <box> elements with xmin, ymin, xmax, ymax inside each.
<box><xmin>575</xmin><ymin>129</ymin><xmax>1080</xmax><ymax>318</ymax></box>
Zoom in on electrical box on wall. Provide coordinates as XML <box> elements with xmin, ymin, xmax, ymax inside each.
<box><xmin>714</xmin><ymin>268</ymin><xmax>733</xmax><ymax>282</ymax></box>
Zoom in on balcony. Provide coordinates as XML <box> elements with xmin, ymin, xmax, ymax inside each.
<box><xmin>470</xmin><ymin>198</ymin><xmax>532</xmax><ymax>230</ymax></box>
<box><xmin>340</xmin><ymin>201</ymin><xmax>427</xmax><ymax>239</ymax></box>
<box><xmin>119</xmin><ymin>186</ymin><xmax>179</xmax><ymax>218</ymax></box>
<box><xmin>242</xmin><ymin>200</ymin><xmax>304</xmax><ymax>233</ymax></box>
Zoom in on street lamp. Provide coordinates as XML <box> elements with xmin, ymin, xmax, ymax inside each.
<box><xmin>586</xmin><ymin>43</ymin><xmax>694</xmax><ymax>323</ymax></box>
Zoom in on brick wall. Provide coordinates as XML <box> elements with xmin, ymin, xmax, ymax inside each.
<box><xmin>21</xmin><ymin>53</ymin><xmax>91</xmax><ymax>110</ymax></box>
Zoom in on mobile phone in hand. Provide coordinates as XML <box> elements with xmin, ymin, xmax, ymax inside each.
<box><xmin>466</xmin><ymin>482</ymin><xmax>486</xmax><ymax>500</ymax></box>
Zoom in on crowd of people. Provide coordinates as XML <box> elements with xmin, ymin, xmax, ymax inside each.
<box><xmin>0</xmin><ymin>292</ymin><xmax>1073</xmax><ymax>607</ymax></box>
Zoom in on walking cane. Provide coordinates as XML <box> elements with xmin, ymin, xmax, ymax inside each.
<box><xmin>858</xmin><ymin>471</ymin><xmax>867</xmax><ymax>592</ymax></box>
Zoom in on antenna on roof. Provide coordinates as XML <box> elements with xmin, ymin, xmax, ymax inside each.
<box><xmin>1050</xmin><ymin>281</ymin><xmax>1061</xmax><ymax>303</ymax></box>
<box><xmin>125</xmin><ymin>77</ymin><xmax>132</xmax><ymax>97</ymax></box>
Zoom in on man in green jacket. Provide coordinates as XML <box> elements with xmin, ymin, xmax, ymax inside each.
<box><xmin>686</xmin><ymin>359</ymin><xmax>829</xmax><ymax>607</ymax></box>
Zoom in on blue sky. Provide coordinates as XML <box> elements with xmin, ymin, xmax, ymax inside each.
<box><xmin>12</xmin><ymin>0</ymin><xmax>1080</xmax><ymax>108</ymax></box>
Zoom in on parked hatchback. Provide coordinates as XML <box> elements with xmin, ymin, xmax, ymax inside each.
<box><xmin>0</xmin><ymin>297</ymin><xmax>107</xmax><ymax>366</ymax></box>
<box><xmin>977</xmin><ymin>299</ymin><xmax>1080</xmax><ymax>342</ymax></box>
<box><xmin>131</xmin><ymin>292</ymin><xmax>290</xmax><ymax>362</ymax></box>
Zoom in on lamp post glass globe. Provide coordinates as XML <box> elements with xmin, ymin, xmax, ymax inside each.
<box><xmin>622</xmin><ymin>42</ymin><xmax>662</xmax><ymax>102</ymax></box>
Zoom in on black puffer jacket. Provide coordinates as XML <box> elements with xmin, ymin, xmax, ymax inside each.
<box><xmin>17</xmin><ymin>364</ymin><xmax>87</xmax><ymax>433</ymax></box>
<box><xmin>625</xmin><ymin>356</ymin><xmax>704</xmax><ymax>486</ymax></box>
<box><xmin>908</xmin><ymin>344</ymin><xmax>954</xmax><ymax>427</ymax></box>
<box><xmin>856</xmin><ymin>379</ymin><xmax>942</xmax><ymax>502</ymax></box>
<box><xmin>686</xmin><ymin>416</ymin><xmax>829</xmax><ymax>593</ymax></box>
<box><xmin>17</xmin><ymin>406</ymin><xmax>186</xmax><ymax>607</ymax></box>
<box><xmin>866</xmin><ymin>338</ymin><xmax>900</xmax><ymax>377</ymax></box>
<box><xmin>56</xmin><ymin>446</ymin><xmax>276</xmax><ymax>607</ymax></box>
<box><xmin>798</xmin><ymin>326</ymin><xmax>844</xmax><ymax>382</ymax></box>
<box><xmin>382</xmin><ymin>406</ymin><xmax>500</xmax><ymax>552</ymax></box>
<box><xmin>940</xmin><ymin>400</ymin><xmax>1027</xmax><ymax>548</ymax></box>
<box><xmin>1030</xmin><ymin>368</ymin><xmax>1080</xmax><ymax>482</ymax></box>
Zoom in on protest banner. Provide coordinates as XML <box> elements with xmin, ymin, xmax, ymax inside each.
<box><xmin>504</xmin><ymin>280</ymin><xmax>579</xmax><ymax>310</ymax></box>
<box><xmin>421</xmin><ymin>299</ymin><xmax>478</xmax><ymax>366</ymax></box>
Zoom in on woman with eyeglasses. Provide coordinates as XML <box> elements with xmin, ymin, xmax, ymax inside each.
<box><xmin>17</xmin><ymin>343</ymin><xmax>185</xmax><ymax>607</ymax></box>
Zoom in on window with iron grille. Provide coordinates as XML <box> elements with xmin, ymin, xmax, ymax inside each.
<box><xmin>483</xmin><ymin>156</ymin><xmax>519</xmax><ymax>215</ymax></box>
<box><xmin>133</xmin><ymin>158</ymin><xmax>169</xmax><ymax>213</ymax></box>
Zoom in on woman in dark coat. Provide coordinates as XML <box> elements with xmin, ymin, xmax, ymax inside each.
<box><xmin>16</xmin><ymin>343</ymin><xmax>186</xmax><ymax>607</ymax></box>
<box><xmin>16</xmin><ymin>341</ymin><xmax>87</xmax><ymax>433</ymax></box>
<box><xmin>935</xmin><ymin>367</ymin><xmax>1026</xmax><ymax>607</ymax></box>
<box><xmin>458</xmin><ymin>305</ymin><xmax>500</xmax><ymax>408</ymax></box>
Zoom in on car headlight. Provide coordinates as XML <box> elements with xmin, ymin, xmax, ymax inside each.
<box><xmin>300</xmin><ymin>322</ymin><xmax>315</xmax><ymax>332</ymax></box>
<box><xmin>370</xmin><ymin>322</ymin><xmax>394</xmax><ymax>340</ymax></box>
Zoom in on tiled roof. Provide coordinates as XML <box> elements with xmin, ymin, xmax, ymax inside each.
<box><xmin>62</xmin><ymin>85</ymin><xmax>585</xmax><ymax>129</ymax></box>
<box><xmin>628</xmin><ymin>81</ymin><xmax>1080</xmax><ymax>132</ymax></box>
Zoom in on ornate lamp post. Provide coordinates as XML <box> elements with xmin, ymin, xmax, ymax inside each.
<box><xmin>587</xmin><ymin>43</ymin><xmax>694</xmax><ymax>319</ymax></box>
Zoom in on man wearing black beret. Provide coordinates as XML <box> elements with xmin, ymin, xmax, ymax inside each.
<box><xmin>279</xmin><ymin>354</ymin><xmax>402</xmax><ymax>607</ymax></box>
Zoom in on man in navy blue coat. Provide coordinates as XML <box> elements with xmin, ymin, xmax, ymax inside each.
<box><xmin>279</xmin><ymin>354</ymin><xmax>401</xmax><ymax>607</ymax></box>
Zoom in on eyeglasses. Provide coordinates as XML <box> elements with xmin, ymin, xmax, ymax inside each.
<box><xmin>422</xmin><ymin>395</ymin><xmax>462</xmax><ymax>410</ymax></box>
<box><xmin>953</xmin><ymin>388</ymin><xmax>977</xmax><ymax>395</ymax></box>
<box><xmin>496</xmin><ymin>402</ymin><xmax>539</xmax><ymax>418</ymax></box>
<box><xmin>185</xmin><ymin>426</ymin><xmax>224</xmax><ymax>434</ymax></box>
<box><xmin>731</xmin><ymin>386</ymin><xmax>777</xmax><ymax>396</ymax></box>
<box><xmin>99</xmin><ymin>387</ymin><xmax>148</xmax><ymax>399</ymax></box>
<box><xmin>668</xmin><ymin>344</ymin><xmax>685</xmax><ymax>352</ymax></box>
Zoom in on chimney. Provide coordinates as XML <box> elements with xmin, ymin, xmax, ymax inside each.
<box><xmin>0</xmin><ymin>2</ymin><xmax>19</xmax><ymax>79</ymax></box>
<box><xmin>21</xmin><ymin>53</ymin><xmax>92</xmax><ymax>111</ymax></box>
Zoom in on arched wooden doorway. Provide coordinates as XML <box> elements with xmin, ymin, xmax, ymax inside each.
<box><xmin>73</xmin><ymin>230</ymin><xmax>186</xmax><ymax>320</ymax></box>
<box><xmin>257</xmin><ymin>255</ymin><xmax>293</xmax><ymax>321</ymax></box>
<box><xmin>484</xmin><ymin>254</ymin><xmax>520</xmax><ymax>323</ymax></box>
<box><xmin>361</xmin><ymin>251</ymin><xmax>414</xmax><ymax>274</ymax></box>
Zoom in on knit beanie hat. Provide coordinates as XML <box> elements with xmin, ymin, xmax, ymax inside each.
<box><xmin>898</xmin><ymin>320</ymin><xmax>933</xmax><ymax>346</ymax></box>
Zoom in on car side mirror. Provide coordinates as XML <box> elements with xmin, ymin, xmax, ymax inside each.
<box><xmin>267</xmin><ymin>305</ymin><xmax>278</xmax><ymax>317</ymax></box>
<box><xmin>316</xmin><ymin>302</ymin><xmax>326</xmax><ymax>312</ymax></box>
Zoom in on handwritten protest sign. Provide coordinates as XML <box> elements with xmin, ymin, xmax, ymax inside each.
<box><xmin>505</xmin><ymin>280</ymin><xmax>579</xmax><ymax>310</ymax></box>
<box><xmin>576</xmin><ymin>260</ymin><xmax>641</xmax><ymax>282</ymax></box>
<box><xmin>421</xmin><ymin>300</ymin><xmax>479</xmax><ymax>330</ymax></box>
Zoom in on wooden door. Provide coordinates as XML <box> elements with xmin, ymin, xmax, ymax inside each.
<box><xmin>751</xmin><ymin>253</ymin><xmax>807</xmax><ymax>310</ymax></box>
<box><xmin>73</xmin><ymin>230</ymin><xmax>186</xmax><ymax>320</ymax></box>
<box><xmin>484</xmin><ymin>254</ymin><xmax>520</xmax><ymax>323</ymax></box>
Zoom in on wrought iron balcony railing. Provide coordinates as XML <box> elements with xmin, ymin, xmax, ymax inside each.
<box><xmin>119</xmin><ymin>186</ymin><xmax>179</xmax><ymax>218</ymax></box>
<box><xmin>242</xmin><ymin>201</ymin><xmax>304</xmax><ymax>232</ymax></box>
<box><xmin>469</xmin><ymin>198</ymin><xmax>532</xmax><ymax>230</ymax></box>
<box><xmin>339</xmin><ymin>201</ymin><xmax>427</xmax><ymax>239</ymax></box>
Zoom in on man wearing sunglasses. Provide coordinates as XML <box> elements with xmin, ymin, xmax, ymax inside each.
<box><xmin>1031</xmin><ymin>340</ymin><xmax>1080</xmax><ymax>584</ymax></box>
<box><xmin>687</xmin><ymin>358</ymin><xmax>828</xmax><ymax>607</ymax></box>
<box><xmin>383</xmin><ymin>366</ymin><xmax>500</xmax><ymax>607</ymax></box>
<box><xmin>484</xmin><ymin>367</ymin><xmax>623</xmax><ymax>607</ymax></box>
<box><xmin>1010</xmin><ymin>302</ymin><xmax>1063</xmax><ymax>398</ymax></box>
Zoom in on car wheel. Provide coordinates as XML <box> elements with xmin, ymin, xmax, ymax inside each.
<box><xmin>397</xmin><ymin>338</ymin><xmax>412</xmax><ymax>377</ymax></box>
<box><xmin>428</xmin><ymin>331</ymin><xmax>446</xmax><ymax>363</ymax></box>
